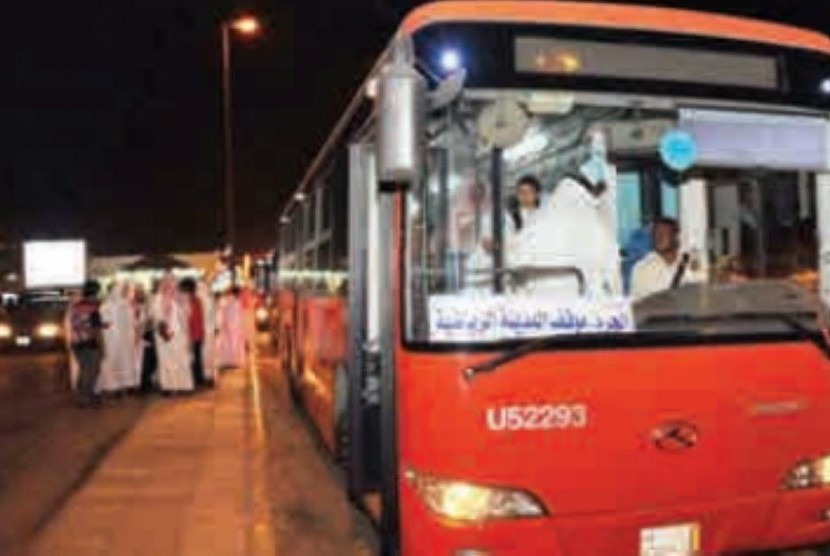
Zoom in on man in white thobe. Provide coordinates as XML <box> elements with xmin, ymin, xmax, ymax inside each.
<box><xmin>217</xmin><ymin>288</ymin><xmax>245</xmax><ymax>369</ymax></box>
<box><xmin>509</xmin><ymin>131</ymin><xmax>622</xmax><ymax>300</ymax></box>
<box><xmin>197</xmin><ymin>281</ymin><xmax>217</xmax><ymax>384</ymax></box>
<box><xmin>98</xmin><ymin>283</ymin><xmax>137</xmax><ymax>394</ymax></box>
<box><xmin>152</xmin><ymin>274</ymin><xmax>193</xmax><ymax>393</ymax></box>
<box><xmin>510</xmin><ymin>175</ymin><xmax>621</xmax><ymax>299</ymax></box>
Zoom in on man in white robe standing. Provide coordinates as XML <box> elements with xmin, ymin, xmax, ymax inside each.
<box><xmin>152</xmin><ymin>274</ymin><xmax>193</xmax><ymax>394</ymax></box>
<box><xmin>509</xmin><ymin>131</ymin><xmax>622</xmax><ymax>300</ymax></box>
<box><xmin>217</xmin><ymin>288</ymin><xmax>245</xmax><ymax>369</ymax></box>
<box><xmin>197</xmin><ymin>281</ymin><xmax>217</xmax><ymax>385</ymax></box>
<box><xmin>98</xmin><ymin>283</ymin><xmax>136</xmax><ymax>394</ymax></box>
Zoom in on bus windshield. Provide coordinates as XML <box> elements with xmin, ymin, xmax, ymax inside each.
<box><xmin>404</xmin><ymin>90</ymin><xmax>829</xmax><ymax>345</ymax></box>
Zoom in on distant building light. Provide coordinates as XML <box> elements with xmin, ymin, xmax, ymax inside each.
<box><xmin>294</xmin><ymin>192</ymin><xmax>306</xmax><ymax>202</ymax></box>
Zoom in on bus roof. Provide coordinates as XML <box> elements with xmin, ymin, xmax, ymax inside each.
<box><xmin>400</xmin><ymin>1</ymin><xmax>830</xmax><ymax>56</ymax></box>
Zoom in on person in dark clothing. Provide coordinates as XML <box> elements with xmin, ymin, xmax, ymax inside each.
<box><xmin>68</xmin><ymin>280</ymin><xmax>105</xmax><ymax>407</ymax></box>
<box><xmin>135</xmin><ymin>286</ymin><xmax>158</xmax><ymax>393</ymax></box>
<box><xmin>180</xmin><ymin>278</ymin><xmax>206</xmax><ymax>388</ymax></box>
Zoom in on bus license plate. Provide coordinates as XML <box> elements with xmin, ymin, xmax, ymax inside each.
<box><xmin>640</xmin><ymin>523</ymin><xmax>699</xmax><ymax>556</ymax></box>
<box><xmin>15</xmin><ymin>336</ymin><xmax>31</xmax><ymax>347</ymax></box>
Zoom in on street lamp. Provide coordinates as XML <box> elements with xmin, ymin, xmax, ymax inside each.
<box><xmin>220</xmin><ymin>14</ymin><xmax>262</xmax><ymax>285</ymax></box>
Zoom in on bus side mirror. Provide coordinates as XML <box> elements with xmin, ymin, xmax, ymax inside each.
<box><xmin>376</xmin><ymin>37</ymin><xmax>425</xmax><ymax>193</ymax></box>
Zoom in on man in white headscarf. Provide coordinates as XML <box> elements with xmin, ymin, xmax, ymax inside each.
<box><xmin>509</xmin><ymin>130</ymin><xmax>622</xmax><ymax>300</ymax></box>
<box><xmin>98</xmin><ymin>282</ymin><xmax>137</xmax><ymax>394</ymax></box>
<box><xmin>217</xmin><ymin>287</ymin><xmax>245</xmax><ymax>369</ymax></box>
<box><xmin>197</xmin><ymin>281</ymin><xmax>217</xmax><ymax>385</ymax></box>
<box><xmin>151</xmin><ymin>273</ymin><xmax>193</xmax><ymax>394</ymax></box>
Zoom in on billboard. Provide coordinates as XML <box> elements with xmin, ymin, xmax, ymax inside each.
<box><xmin>24</xmin><ymin>240</ymin><xmax>87</xmax><ymax>289</ymax></box>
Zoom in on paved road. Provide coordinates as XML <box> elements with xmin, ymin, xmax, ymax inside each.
<box><xmin>0</xmin><ymin>351</ymin><xmax>148</xmax><ymax>555</ymax></box>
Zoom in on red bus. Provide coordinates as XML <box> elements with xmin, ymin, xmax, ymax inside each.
<box><xmin>275</xmin><ymin>2</ymin><xmax>830</xmax><ymax>554</ymax></box>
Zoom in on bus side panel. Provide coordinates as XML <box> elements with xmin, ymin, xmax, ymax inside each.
<box><xmin>296</xmin><ymin>294</ymin><xmax>348</xmax><ymax>452</ymax></box>
<box><xmin>275</xmin><ymin>288</ymin><xmax>298</xmax><ymax>381</ymax></box>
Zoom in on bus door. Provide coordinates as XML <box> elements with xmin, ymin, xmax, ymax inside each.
<box><xmin>346</xmin><ymin>142</ymin><xmax>383</xmax><ymax>501</ymax></box>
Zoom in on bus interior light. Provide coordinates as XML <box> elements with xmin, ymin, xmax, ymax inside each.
<box><xmin>406</xmin><ymin>470</ymin><xmax>547</xmax><ymax>522</ymax></box>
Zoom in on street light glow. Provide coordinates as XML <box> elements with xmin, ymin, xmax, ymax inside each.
<box><xmin>230</xmin><ymin>16</ymin><xmax>261</xmax><ymax>36</ymax></box>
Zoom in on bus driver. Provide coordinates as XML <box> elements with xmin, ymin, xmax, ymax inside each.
<box><xmin>630</xmin><ymin>217</ymin><xmax>703</xmax><ymax>301</ymax></box>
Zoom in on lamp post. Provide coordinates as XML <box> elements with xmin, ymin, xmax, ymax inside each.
<box><xmin>220</xmin><ymin>14</ymin><xmax>261</xmax><ymax>285</ymax></box>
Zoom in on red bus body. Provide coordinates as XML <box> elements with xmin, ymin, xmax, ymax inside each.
<box><xmin>275</xmin><ymin>2</ymin><xmax>830</xmax><ymax>554</ymax></box>
<box><xmin>397</xmin><ymin>343</ymin><xmax>830</xmax><ymax>553</ymax></box>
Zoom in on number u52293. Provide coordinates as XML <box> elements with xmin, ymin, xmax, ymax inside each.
<box><xmin>485</xmin><ymin>404</ymin><xmax>588</xmax><ymax>432</ymax></box>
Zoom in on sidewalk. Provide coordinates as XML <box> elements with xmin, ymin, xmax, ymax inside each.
<box><xmin>28</xmin><ymin>366</ymin><xmax>275</xmax><ymax>556</ymax></box>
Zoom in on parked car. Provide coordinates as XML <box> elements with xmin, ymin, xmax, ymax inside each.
<box><xmin>0</xmin><ymin>291</ymin><xmax>68</xmax><ymax>352</ymax></box>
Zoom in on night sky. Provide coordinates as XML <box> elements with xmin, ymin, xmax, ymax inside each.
<box><xmin>1</xmin><ymin>1</ymin><xmax>827</xmax><ymax>255</ymax></box>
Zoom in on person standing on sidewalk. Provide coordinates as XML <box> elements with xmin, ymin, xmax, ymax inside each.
<box><xmin>197</xmin><ymin>281</ymin><xmax>217</xmax><ymax>386</ymax></box>
<box><xmin>63</xmin><ymin>289</ymin><xmax>82</xmax><ymax>391</ymax></box>
<box><xmin>217</xmin><ymin>287</ymin><xmax>245</xmax><ymax>369</ymax></box>
<box><xmin>68</xmin><ymin>280</ymin><xmax>105</xmax><ymax>407</ymax></box>
<box><xmin>180</xmin><ymin>278</ymin><xmax>206</xmax><ymax>389</ymax></box>
<box><xmin>152</xmin><ymin>273</ymin><xmax>194</xmax><ymax>395</ymax></box>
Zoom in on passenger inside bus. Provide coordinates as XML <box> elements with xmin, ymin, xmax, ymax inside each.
<box><xmin>480</xmin><ymin>174</ymin><xmax>543</xmax><ymax>255</ymax></box>
<box><xmin>411</xmin><ymin>90</ymin><xmax>826</xmax><ymax>343</ymax></box>
<box><xmin>507</xmin><ymin>130</ymin><xmax>622</xmax><ymax>298</ymax></box>
<box><xmin>630</xmin><ymin>218</ymin><xmax>704</xmax><ymax>302</ymax></box>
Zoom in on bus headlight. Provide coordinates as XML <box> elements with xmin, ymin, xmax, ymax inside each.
<box><xmin>0</xmin><ymin>324</ymin><xmax>11</xmax><ymax>339</ymax></box>
<box><xmin>406</xmin><ymin>470</ymin><xmax>547</xmax><ymax>522</ymax></box>
<box><xmin>784</xmin><ymin>456</ymin><xmax>830</xmax><ymax>490</ymax></box>
<box><xmin>36</xmin><ymin>323</ymin><xmax>61</xmax><ymax>339</ymax></box>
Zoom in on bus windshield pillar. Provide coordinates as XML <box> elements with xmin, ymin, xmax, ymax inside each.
<box><xmin>817</xmin><ymin>173</ymin><xmax>830</xmax><ymax>305</ymax></box>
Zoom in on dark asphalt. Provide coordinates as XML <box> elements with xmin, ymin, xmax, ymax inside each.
<box><xmin>0</xmin><ymin>350</ymin><xmax>148</xmax><ymax>555</ymax></box>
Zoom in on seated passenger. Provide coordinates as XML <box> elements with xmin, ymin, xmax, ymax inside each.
<box><xmin>630</xmin><ymin>217</ymin><xmax>702</xmax><ymax>301</ymax></box>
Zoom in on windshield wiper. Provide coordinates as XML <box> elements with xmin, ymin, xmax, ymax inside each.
<box><xmin>641</xmin><ymin>311</ymin><xmax>817</xmax><ymax>331</ymax></box>
<box><xmin>641</xmin><ymin>311</ymin><xmax>830</xmax><ymax>356</ymax></box>
<box><xmin>462</xmin><ymin>334</ymin><xmax>577</xmax><ymax>382</ymax></box>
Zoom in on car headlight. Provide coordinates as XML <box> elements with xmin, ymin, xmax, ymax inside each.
<box><xmin>784</xmin><ymin>455</ymin><xmax>830</xmax><ymax>490</ymax></box>
<box><xmin>255</xmin><ymin>307</ymin><xmax>269</xmax><ymax>323</ymax></box>
<box><xmin>36</xmin><ymin>323</ymin><xmax>61</xmax><ymax>339</ymax></box>
<box><xmin>0</xmin><ymin>323</ymin><xmax>11</xmax><ymax>339</ymax></box>
<box><xmin>405</xmin><ymin>470</ymin><xmax>547</xmax><ymax>522</ymax></box>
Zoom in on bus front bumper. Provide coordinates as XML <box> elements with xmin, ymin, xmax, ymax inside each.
<box><xmin>400</xmin><ymin>487</ymin><xmax>830</xmax><ymax>555</ymax></box>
